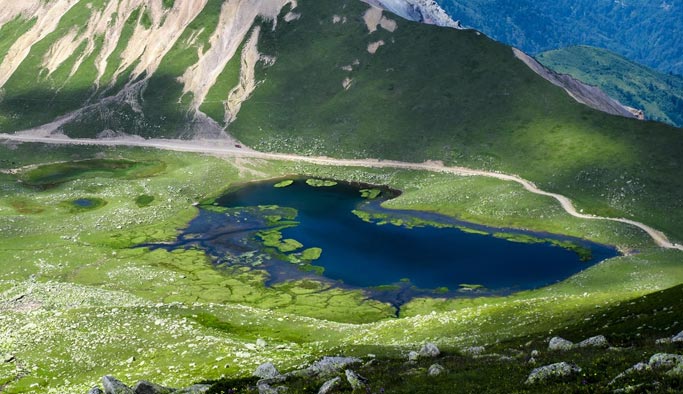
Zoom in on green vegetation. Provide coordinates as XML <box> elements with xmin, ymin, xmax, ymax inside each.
<box><xmin>300</xmin><ymin>247</ymin><xmax>323</xmax><ymax>261</ymax></box>
<box><xmin>274</xmin><ymin>179</ymin><xmax>295</xmax><ymax>188</ymax></box>
<box><xmin>257</xmin><ymin>228</ymin><xmax>304</xmax><ymax>253</ymax></box>
<box><xmin>19</xmin><ymin>159</ymin><xmax>165</xmax><ymax>187</ymax></box>
<box><xmin>305</xmin><ymin>178</ymin><xmax>338</xmax><ymax>187</ymax></box>
<box><xmin>360</xmin><ymin>188</ymin><xmax>382</xmax><ymax>199</ymax></box>
<box><xmin>134</xmin><ymin>194</ymin><xmax>155</xmax><ymax>207</ymax></box>
<box><xmin>537</xmin><ymin>45</ymin><xmax>683</xmax><ymax>128</ymax></box>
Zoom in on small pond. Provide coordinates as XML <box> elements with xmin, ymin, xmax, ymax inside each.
<box><xmin>148</xmin><ymin>178</ymin><xmax>618</xmax><ymax>304</ymax></box>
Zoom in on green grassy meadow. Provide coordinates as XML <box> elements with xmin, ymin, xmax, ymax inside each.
<box><xmin>0</xmin><ymin>142</ymin><xmax>681</xmax><ymax>392</ymax></box>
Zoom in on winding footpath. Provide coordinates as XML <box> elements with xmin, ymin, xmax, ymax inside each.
<box><xmin>2</xmin><ymin>133</ymin><xmax>682</xmax><ymax>251</ymax></box>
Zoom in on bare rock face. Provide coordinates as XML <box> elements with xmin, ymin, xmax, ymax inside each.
<box><xmin>513</xmin><ymin>48</ymin><xmax>640</xmax><ymax>119</ymax></box>
<box><xmin>362</xmin><ymin>0</ymin><xmax>462</xmax><ymax>29</ymax></box>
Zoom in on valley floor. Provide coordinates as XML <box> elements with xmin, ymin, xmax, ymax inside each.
<box><xmin>0</xmin><ymin>141</ymin><xmax>681</xmax><ymax>393</ymax></box>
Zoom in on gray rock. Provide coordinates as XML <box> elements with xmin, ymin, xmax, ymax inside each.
<box><xmin>300</xmin><ymin>356</ymin><xmax>362</xmax><ymax>378</ymax></box>
<box><xmin>418</xmin><ymin>343</ymin><xmax>440</xmax><ymax>358</ymax></box>
<box><xmin>257</xmin><ymin>382</ymin><xmax>278</xmax><ymax>394</ymax></box>
<box><xmin>525</xmin><ymin>362</ymin><xmax>582</xmax><ymax>384</ymax></box>
<box><xmin>576</xmin><ymin>335</ymin><xmax>609</xmax><ymax>348</ymax></box>
<box><xmin>672</xmin><ymin>331</ymin><xmax>683</xmax><ymax>343</ymax></box>
<box><xmin>254</xmin><ymin>363</ymin><xmax>282</xmax><ymax>380</ymax></box>
<box><xmin>462</xmin><ymin>346</ymin><xmax>485</xmax><ymax>356</ymax></box>
<box><xmin>133</xmin><ymin>380</ymin><xmax>174</xmax><ymax>394</ymax></box>
<box><xmin>256</xmin><ymin>338</ymin><xmax>268</xmax><ymax>348</ymax></box>
<box><xmin>317</xmin><ymin>377</ymin><xmax>341</xmax><ymax>394</ymax></box>
<box><xmin>609</xmin><ymin>362</ymin><xmax>651</xmax><ymax>385</ymax></box>
<box><xmin>102</xmin><ymin>376</ymin><xmax>134</xmax><ymax>394</ymax></box>
<box><xmin>88</xmin><ymin>388</ymin><xmax>104</xmax><ymax>394</ymax></box>
<box><xmin>172</xmin><ymin>385</ymin><xmax>211</xmax><ymax>394</ymax></box>
<box><xmin>345</xmin><ymin>369</ymin><xmax>367</xmax><ymax>391</ymax></box>
<box><xmin>427</xmin><ymin>364</ymin><xmax>445</xmax><ymax>376</ymax></box>
<box><xmin>648</xmin><ymin>353</ymin><xmax>683</xmax><ymax>369</ymax></box>
<box><xmin>407</xmin><ymin>351</ymin><xmax>419</xmax><ymax>361</ymax></box>
<box><xmin>3</xmin><ymin>354</ymin><xmax>15</xmax><ymax>363</ymax></box>
<box><xmin>530</xmin><ymin>350</ymin><xmax>540</xmax><ymax>358</ymax></box>
<box><xmin>667</xmin><ymin>363</ymin><xmax>683</xmax><ymax>377</ymax></box>
<box><xmin>655</xmin><ymin>337</ymin><xmax>672</xmax><ymax>345</ymax></box>
<box><xmin>548</xmin><ymin>337</ymin><xmax>574</xmax><ymax>351</ymax></box>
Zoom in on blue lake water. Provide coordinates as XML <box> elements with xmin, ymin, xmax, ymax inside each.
<box><xmin>73</xmin><ymin>198</ymin><xmax>95</xmax><ymax>207</ymax></box>
<box><xmin>153</xmin><ymin>178</ymin><xmax>618</xmax><ymax>302</ymax></box>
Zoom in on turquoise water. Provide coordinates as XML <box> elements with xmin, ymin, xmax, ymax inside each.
<box><xmin>155</xmin><ymin>178</ymin><xmax>618</xmax><ymax>302</ymax></box>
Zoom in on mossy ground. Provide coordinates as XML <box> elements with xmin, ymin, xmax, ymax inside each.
<box><xmin>0</xmin><ymin>143</ymin><xmax>681</xmax><ymax>393</ymax></box>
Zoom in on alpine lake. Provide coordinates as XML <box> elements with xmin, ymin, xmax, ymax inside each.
<box><xmin>148</xmin><ymin>178</ymin><xmax>618</xmax><ymax>307</ymax></box>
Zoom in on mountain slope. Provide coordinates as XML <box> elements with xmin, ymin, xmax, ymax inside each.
<box><xmin>436</xmin><ymin>0</ymin><xmax>683</xmax><ymax>75</ymax></box>
<box><xmin>537</xmin><ymin>46</ymin><xmax>683</xmax><ymax>129</ymax></box>
<box><xmin>0</xmin><ymin>0</ymin><xmax>682</xmax><ymax>243</ymax></box>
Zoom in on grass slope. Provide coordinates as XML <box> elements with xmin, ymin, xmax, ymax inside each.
<box><xmin>537</xmin><ymin>45</ymin><xmax>683</xmax><ymax>128</ymax></box>
<box><xmin>225</xmin><ymin>0</ymin><xmax>683</xmax><ymax>244</ymax></box>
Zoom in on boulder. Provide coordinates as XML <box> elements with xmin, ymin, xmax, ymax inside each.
<box><xmin>256</xmin><ymin>338</ymin><xmax>268</xmax><ymax>348</ymax></box>
<box><xmin>672</xmin><ymin>331</ymin><xmax>683</xmax><ymax>343</ymax></box>
<box><xmin>407</xmin><ymin>351</ymin><xmax>419</xmax><ymax>362</ymax></box>
<box><xmin>317</xmin><ymin>377</ymin><xmax>341</xmax><ymax>394</ymax></box>
<box><xmin>292</xmin><ymin>356</ymin><xmax>361</xmax><ymax>378</ymax></box>
<box><xmin>88</xmin><ymin>388</ymin><xmax>104</xmax><ymax>394</ymax></box>
<box><xmin>344</xmin><ymin>369</ymin><xmax>367</xmax><ymax>391</ymax></box>
<box><xmin>648</xmin><ymin>353</ymin><xmax>683</xmax><ymax>369</ymax></box>
<box><xmin>609</xmin><ymin>362</ymin><xmax>650</xmax><ymax>385</ymax></box>
<box><xmin>418</xmin><ymin>343</ymin><xmax>440</xmax><ymax>358</ymax></box>
<box><xmin>576</xmin><ymin>335</ymin><xmax>609</xmax><ymax>348</ymax></box>
<box><xmin>102</xmin><ymin>376</ymin><xmax>134</xmax><ymax>394</ymax></box>
<box><xmin>525</xmin><ymin>362</ymin><xmax>581</xmax><ymax>384</ymax></box>
<box><xmin>462</xmin><ymin>346</ymin><xmax>485</xmax><ymax>356</ymax></box>
<box><xmin>548</xmin><ymin>337</ymin><xmax>574</xmax><ymax>351</ymax></box>
<box><xmin>133</xmin><ymin>380</ymin><xmax>174</xmax><ymax>394</ymax></box>
<box><xmin>254</xmin><ymin>363</ymin><xmax>282</xmax><ymax>380</ymax></box>
<box><xmin>667</xmin><ymin>364</ymin><xmax>683</xmax><ymax>377</ymax></box>
<box><xmin>530</xmin><ymin>350</ymin><xmax>540</xmax><ymax>358</ymax></box>
<box><xmin>172</xmin><ymin>385</ymin><xmax>211</xmax><ymax>394</ymax></box>
<box><xmin>427</xmin><ymin>364</ymin><xmax>445</xmax><ymax>377</ymax></box>
<box><xmin>257</xmin><ymin>382</ymin><xmax>278</xmax><ymax>394</ymax></box>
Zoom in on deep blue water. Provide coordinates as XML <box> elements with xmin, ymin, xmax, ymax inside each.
<box><xmin>186</xmin><ymin>179</ymin><xmax>617</xmax><ymax>294</ymax></box>
<box><xmin>73</xmin><ymin>198</ymin><xmax>94</xmax><ymax>207</ymax></box>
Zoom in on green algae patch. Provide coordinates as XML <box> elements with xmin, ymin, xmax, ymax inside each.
<box><xmin>20</xmin><ymin>159</ymin><xmax>166</xmax><ymax>188</ymax></box>
<box><xmin>493</xmin><ymin>232</ymin><xmax>593</xmax><ymax>261</ymax></box>
<box><xmin>300</xmin><ymin>247</ymin><xmax>323</xmax><ymax>261</ymax></box>
<box><xmin>9</xmin><ymin>198</ymin><xmax>44</xmax><ymax>214</ymax></box>
<box><xmin>135</xmin><ymin>194</ymin><xmax>155</xmax><ymax>207</ymax></box>
<box><xmin>360</xmin><ymin>188</ymin><xmax>382</xmax><ymax>199</ymax></box>
<box><xmin>274</xmin><ymin>179</ymin><xmax>294</xmax><ymax>188</ymax></box>
<box><xmin>305</xmin><ymin>178</ymin><xmax>337</xmax><ymax>187</ymax></box>
<box><xmin>258</xmin><ymin>229</ymin><xmax>303</xmax><ymax>253</ymax></box>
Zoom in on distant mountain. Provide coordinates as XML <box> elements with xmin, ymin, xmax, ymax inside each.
<box><xmin>537</xmin><ymin>46</ymin><xmax>683</xmax><ymax>129</ymax></box>
<box><xmin>436</xmin><ymin>0</ymin><xmax>683</xmax><ymax>76</ymax></box>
